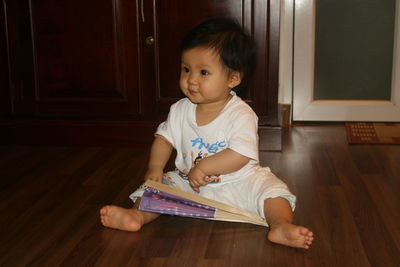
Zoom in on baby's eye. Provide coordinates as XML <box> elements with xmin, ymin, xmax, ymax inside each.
<box><xmin>200</xmin><ymin>70</ymin><xmax>209</xmax><ymax>75</ymax></box>
<box><xmin>182</xmin><ymin>66</ymin><xmax>189</xmax><ymax>73</ymax></box>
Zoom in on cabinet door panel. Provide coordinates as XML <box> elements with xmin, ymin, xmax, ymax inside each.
<box><xmin>150</xmin><ymin>0</ymin><xmax>250</xmax><ymax>115</ymax></box>
<box><xmin>157</xmin><ymin>0</ymin><xmax>243</xmax><ymax>99</ymax></box>
<box><xmin>25</xmin><ymin>0</ymin><xmax>141</xmax><ymax>116</ymax></box>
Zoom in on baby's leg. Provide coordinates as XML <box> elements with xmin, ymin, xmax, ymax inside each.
<box><xmin>100</xmin><ymin>199</ymin><xmax>159</xmax><ymax>232</ymax></box>
<box><xmin>264</xmin><ymin>197</ymin><xmax>313</xmax><ymax>249</ymax></box>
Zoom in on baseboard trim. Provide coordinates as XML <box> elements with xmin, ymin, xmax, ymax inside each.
<box><xmin>279</xmin><ymin>104</ymin><xmax>291</xmax><ymax>127</ymax></box>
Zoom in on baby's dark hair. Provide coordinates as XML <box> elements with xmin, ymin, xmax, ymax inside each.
<box><xmin>181</xmin><ymin>17</ymin><xmax>256</xmax><ymax>94</ymax></box>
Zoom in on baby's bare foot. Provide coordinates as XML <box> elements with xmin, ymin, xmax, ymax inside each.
<box><xmin>100</xmin><ymin>205</ymin><xmax>143</xmax><ymax>232</ymax></box>
<box><xmin>268</xmin><ymin>223</ymin><xmax>314</xmax><ymax>249</ymax></box>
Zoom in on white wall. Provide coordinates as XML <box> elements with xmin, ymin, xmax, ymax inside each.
<box><xmin>278</xmin><ymin>0</ymin><xmax>294</xmax><ymax>105</ymax></box>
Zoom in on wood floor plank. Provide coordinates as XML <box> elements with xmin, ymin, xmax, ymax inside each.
<box><xmin>327</xmin><ymin>140</ymin><xmax>400</xmax><ymax>266</ymax></box>
<box><xmin>1</xmin><ymin>125</ymin><xmax>400</xmax><ymax>266</ymax></box>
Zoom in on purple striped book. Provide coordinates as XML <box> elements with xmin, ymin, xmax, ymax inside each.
<box><xmin>139</xmin><ymin>187</ymin><xmax>216</xmax><ymax>218</ymax></box>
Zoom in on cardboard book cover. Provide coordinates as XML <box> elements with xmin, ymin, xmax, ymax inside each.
<box><xmin>139</xmin><ymin>180</ymin><xmax>269</xmax><ymax>227</ymax></box>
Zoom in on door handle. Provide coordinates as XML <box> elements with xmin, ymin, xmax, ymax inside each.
<box><xmin>146</xmin><ymin>36</ymin><xmax>154</xmax><ymax>46</ymax></box>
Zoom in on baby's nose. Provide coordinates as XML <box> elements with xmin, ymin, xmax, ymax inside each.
<box><xmin>188</xmin><ymin>73</ymin><xmax>198</xmax><ymax>85</ymax></box>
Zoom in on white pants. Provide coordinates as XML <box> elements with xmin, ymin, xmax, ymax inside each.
<box><xmin>129</xmin><ymin>167</ymin><xmax>296</xmax><ymax>219</ymax></box>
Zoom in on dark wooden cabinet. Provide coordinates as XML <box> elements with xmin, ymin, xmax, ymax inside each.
<box><xmin>0</xmin><ymin>0</ymin><xmax>280</xmax><ymax>146</ymax></box>
<box><xmin>7</xmin><ymin>0</ymin><xmax>142</xmax><ymax>117</ymax></box>
<box><xmin>0</xmin><ymin>2</ymin><xmax>11</xmax><ymax>115</ymax></box>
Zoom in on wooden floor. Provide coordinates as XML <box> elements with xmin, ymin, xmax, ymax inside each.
<box><xmin>1</xmin><ymin>125</ymin><xmax>399</xmax><ymax>266</ymax></box>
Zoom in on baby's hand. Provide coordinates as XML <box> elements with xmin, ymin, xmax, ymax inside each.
<box><xmin>188</xmin><ymin>167</ymin><xmax>208</xmax><ymax>193</ymax></box>
<box><xmin>144</xmin><ymin>166</ymin><xmax>163</xmax><ymax>183</ymax></box>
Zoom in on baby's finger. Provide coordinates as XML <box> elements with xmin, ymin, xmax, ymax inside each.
<box><xmin>190</xmin><ymin>184</ymin><xmax>200</xmax><ymax>193</ymax></box>
<box><xmin>146</xmin><ymin>176</ymin><xmax>162</xmax><ymax>182</ymax></box>
<box><xmin>189</xmin><ymin>181</ymin><xmax>201</xmax><ymax>193</ymax></box>
<box><xmin>204</xmin><ymin>177</ymin><xmax>220</xmax><ymax>183</ymax></box>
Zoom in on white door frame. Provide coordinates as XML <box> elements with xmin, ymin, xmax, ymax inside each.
<box><xmin>292</xmin><ymin>0</ymin><xmax>400</xmax><ymax>122</ymax></box>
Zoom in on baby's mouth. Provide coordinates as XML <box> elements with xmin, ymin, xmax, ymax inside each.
<box><xmin>188</xmin><ymin>89</ymin><xmax>198</xmax><ymax>95</ymax></box>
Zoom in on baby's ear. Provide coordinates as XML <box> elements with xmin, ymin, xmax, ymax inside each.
<box><xmin>228</xmin><ymin>71</ymin><xmax>242</xmax><ymax>89</ymax></box>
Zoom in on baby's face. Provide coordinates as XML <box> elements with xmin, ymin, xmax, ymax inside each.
<box><xmin>180</xmin><ymin>47</ymin><xmax>240</xmax><ymax>106</ymax></box>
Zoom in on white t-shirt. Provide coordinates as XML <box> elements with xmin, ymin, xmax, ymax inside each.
<box><xmin>156</xmin><ymin>92</ymin><xmax>260</xmax><ymax>184</ymax></box>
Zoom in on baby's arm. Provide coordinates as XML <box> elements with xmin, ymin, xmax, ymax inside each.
<box><xmin>188</xmin><ymin>148</ymin><xmax>250</xmax><ymax>192</ymax></box>
<box><xmin>145</xmin><ymin>135</ymin><xmax>173</xmax><ymax>182</ymax></box>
